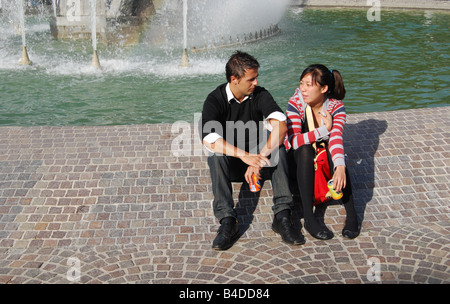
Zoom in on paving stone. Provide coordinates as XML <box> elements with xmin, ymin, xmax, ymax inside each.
<box><xmin>0</xmin><ymin>107</ymin><xmax>449</xmax><ymax>284</ymax></box>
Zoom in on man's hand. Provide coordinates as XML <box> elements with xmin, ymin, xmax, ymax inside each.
<box><xmin>203</xmin><ymin>138</ymin><xmax>270</xmax><ymax>168</ymax></box>
<box><xmin>240</xmin><ymin>154</ymin><xmax>270</xmax><ymax>185</ymax></box>
<box><xmin>239</xmin><ymin>154</ymin><xmax>270</xmax><ymax>169</ymax></box>
<box><xmin>244</xmin><ymin>165</ymin><xmax>262</xmax><ymax>186</ymax></box>
<box><xmin>260</xmin><ymin>119</ymin><xmax>287</xmax><ymax>157</ymax></box>
<box><xmin>202</xmin><ymin>117</ymin><xmax>287</xmax><ymax>186</ymax></box>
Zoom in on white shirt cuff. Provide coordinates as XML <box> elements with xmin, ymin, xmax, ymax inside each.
<box><xmin>264</xmin><ymin>111</ymin><xmax>287</xmax><ymax>132</ymax></box>
<box><xmin>202</xmin><ymin>133</ymin><xmax>222</xmax><ymax>153</ymax></box>
<box><xmin>203</xmin><ymin>132</ymin><xmax>222</xmax><ymax>144</ymax></box>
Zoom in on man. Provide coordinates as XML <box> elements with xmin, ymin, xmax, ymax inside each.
<box><xmin>201</xmin><ymin>51</ymin><xmax>304</xmax><ymax>250</ymax></box>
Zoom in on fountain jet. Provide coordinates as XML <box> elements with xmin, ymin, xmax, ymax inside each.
<box><xmin>17</xmin><ymin>0</ymin><xmax>31</xmax><ymax>65</ymax></box>
<box><xmin>179</xmin><ymin>0</ymin><xmax>190</xmax><ymax>68</ymax></box>
<box><xmin>92</xmin><ymin>50</ymin><xmax>101</xmax><ymax>69</ymax></box>
<box><xmin>19</xmin><ymin>46</ymin><xmax>32</xmax><ymax>66</ymax></box>
<box><xmin>90</xmin><ymin>0</ymin><xmax>101</xmax><ymax>69</ymax></box>
<box><xmin>52</xmin><ymin>0</ymin><xmax>58</xmax><ymax>18</ymax></box>
<box><xmin>179</xmin><ymin>48</ymin><xmax>190</xmax><ymax>68</ymax></box>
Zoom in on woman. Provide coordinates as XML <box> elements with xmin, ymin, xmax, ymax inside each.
<box><xmin>285</xmin><ymin>64</ymin><xmax>359</xmax><ymax>240</ymax></box>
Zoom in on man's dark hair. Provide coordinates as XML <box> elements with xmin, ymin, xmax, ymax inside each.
<box><xmin>225</xmin><ymin>51</ymin><xmax>260</xmax><ymax>83</ymax></box>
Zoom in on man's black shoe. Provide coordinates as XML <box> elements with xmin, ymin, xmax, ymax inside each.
<box><xmin>272</xmin><ymin>217</ymin><xmax>305</xmax><ymax>245</ymax></box>
<box><xmin>212</xmin><ymin>217</ymin><xmax>239</xmax><ymax>250</ymax></box>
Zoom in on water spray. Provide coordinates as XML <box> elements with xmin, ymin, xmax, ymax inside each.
<box><xmin>52</xmin><ymin>0</ymin><xmax>57</xmax><ymax>18</ymax></box>
<box><xmin>92</xmin><ymin>49</ymin><xmax>101</xmax><ymax>69</ymax></box>
<box><xmin>17</xmin><ymin>0</ymin><xmax>31</xmax><ymax>65</ymax></box>
<box><xmin>19</xmin><ymin>46</ymin><xmax>32</xmax><ymax>66</ymax></box>
<box><xmin>179</xmin><ymin>0</ymin><xmax>190</xmax><ymax>68</ymax></box>
<box><xmin>179</xmin><ymin>48</ymin><xmax>190</xmax><ymax>68</ymax></box>
<box><xmin>90</xmin><ymin>0</ymin><xmax>101</xmax><ymax>69</ymax></box>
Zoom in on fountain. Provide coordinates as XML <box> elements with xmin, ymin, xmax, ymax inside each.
<box><xmin>17</xmin><ymin>0</ymin><xmax>32</xmax><ymax>65</ymax></box>
<box><xmin>145</xmin><ymin>0</ymin><xmax>285</xmax><ymax>52</ymax></box>
<box><xmin>178</xmin><ymin>0</ymin><xmax>189</xmax><ymax>68</ymax></box>
<box><xmin>1</xmin><ymin>1</ymin><xmax>447</xmax><ymax>127</ymax></box>
<box><xmin>90</xmin><ymin>0</ymin><xmax>101</xmax><ymax>69</ymax></box>
<box><xmin>44</xmin><ymin>0</ymin><xmax>285</xmax><ymax>68</ymax></box>
<box><xmin>50</xmin><ymin>0</ymin><xmax>154</xmax><ymax>46</ymax></box>
<box><xmin>52</xmin><ymin>0</ymin><xmax>57</xmax><ymax>18</ymax></box>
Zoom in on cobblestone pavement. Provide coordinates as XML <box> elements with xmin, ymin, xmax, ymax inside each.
<box><xmin>0</xmin><ymin>107</ymin><xmax>449</xmax><ymax>284</ymax></box>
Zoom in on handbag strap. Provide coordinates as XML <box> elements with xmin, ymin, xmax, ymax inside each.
<box><xmin>306</xmin><ymin>105</ymin><xmax>333</xmax><ymax>176</ymax></box>
<box><xmin>305</xmin><ymin>105</ymin><xmax>315</xmax><ymax>132</ymax></box>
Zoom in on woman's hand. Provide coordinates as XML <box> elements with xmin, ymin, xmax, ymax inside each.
<box><xmin>332</xmin><ymin>165</ymin><xmax>346</xmax><ymax>192</ymax></box>
<box><xmin>319</xmin><ymin>109</ymin><xmax>333</xmax><ymax>131</ymax></box>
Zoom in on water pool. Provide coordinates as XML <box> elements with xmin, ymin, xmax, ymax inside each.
<box><xmin>0</xmin><ymin>8</ymin><xmax>448</xmax><ymax>126</ymax></box>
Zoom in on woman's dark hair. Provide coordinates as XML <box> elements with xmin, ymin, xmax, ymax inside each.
<box><xmin>300</xmin><ymin>64</ymin><xmax>346</xmax><ymax>100</ymax></box>
<box><xmin>226</xmin><ymin>51</ymin><xmax>260</xmax><ymax>82</ymax></box>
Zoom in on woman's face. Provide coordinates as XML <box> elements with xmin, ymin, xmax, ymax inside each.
<box><xmin>299</xmin><ymin>73</ymin><xmax>328</xmax><ymax>106</ymax></box>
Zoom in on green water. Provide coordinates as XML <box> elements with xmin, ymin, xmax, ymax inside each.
<box><xmin>0</xmin><ymin>8</ymin><xmax>448</xmax><ymax>126</ymax></box>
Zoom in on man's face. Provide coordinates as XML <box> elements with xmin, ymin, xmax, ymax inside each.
<box><xmin>231</xmin><ymin>68</ymin><xmax>259</xmax><ymax>101</ymax></box>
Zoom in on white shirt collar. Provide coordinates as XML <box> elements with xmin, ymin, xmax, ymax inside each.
<box><xmin>226</xmin><ymin>83</ymin><xmax>250</xmax><ymax>104</ymax></box>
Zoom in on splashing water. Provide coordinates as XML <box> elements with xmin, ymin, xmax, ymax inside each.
<box><xmin>0</xmin><ymin>4</ymin><xmax>447</xmax><ymax>126</ymax></box>
<box><xmin>182</xmin><ymin>0</ymin><xmax>187</xmax><ymax>50</ymax></box>
<box><xmin>90</xmin><ymin>0</ymin><xmax>97</xmax><ymax>51</ymax></box>
<box><xmin>52</xmin><ymin>0</ymin><xmax>57</xmax><ymax>18</ymax></box>
<box><xmin>19</xmin><ymin>0</ymin><xmax>27</xmax><ymax>47</ymax></box>
<box><xmin>144</xmin><ymin>0</ymin><xmax>289</xmax><ymax>49</ymax></box>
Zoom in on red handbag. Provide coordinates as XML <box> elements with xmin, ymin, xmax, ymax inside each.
<box><xmin>305</xmin><ymin>106</ymin><xmax>333</xmax><ymax>205</ymax></box>
<box><xmin>313</xmin><ymin>145</ymin><xmax>333</xmax><ymax>205</ymax></box>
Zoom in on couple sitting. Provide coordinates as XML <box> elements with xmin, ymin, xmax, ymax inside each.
<box><xmin>201</xmin><ymin>51</ymin><xmax>359</xmax><ymax>250</ymax></box>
